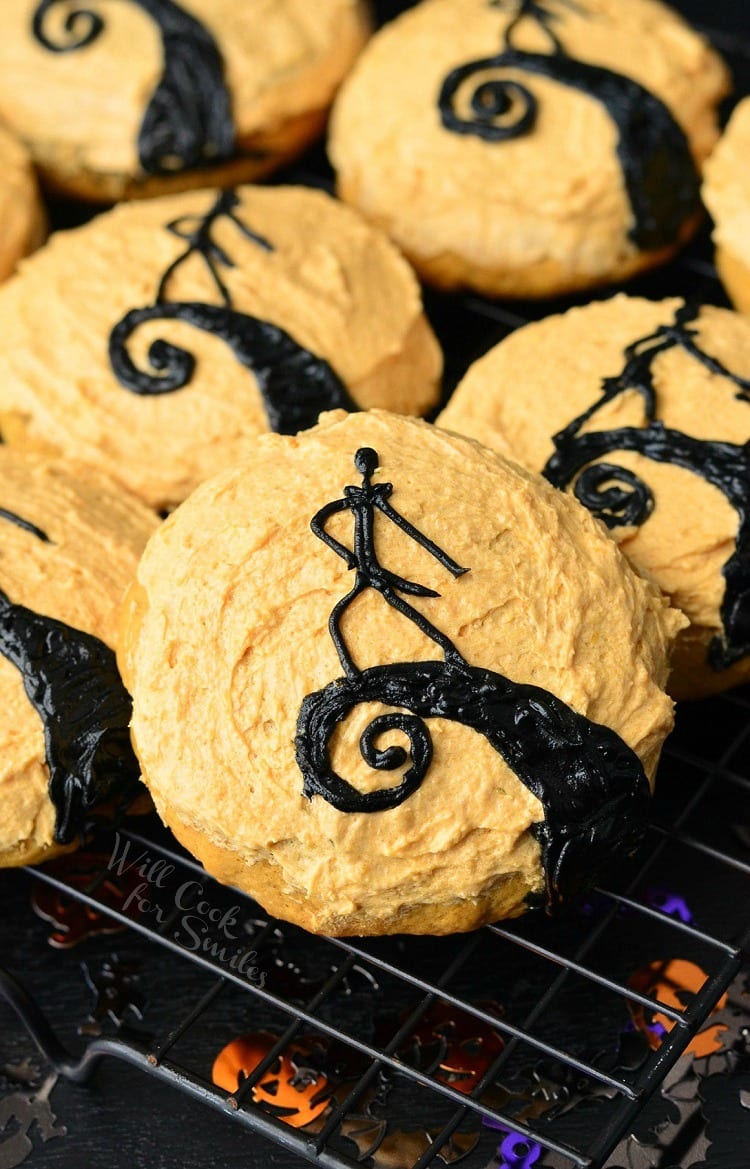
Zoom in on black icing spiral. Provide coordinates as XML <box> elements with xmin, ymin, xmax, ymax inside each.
<box><xmin>108</xmin><ymin>301</ymin><xmax>355</xmax><ymax>434</ymax></box>
<box><xmin>296</xmin><ymin>657</ymin><xmax>651</xmax><ymax>906</ymax></box>
<box><xmin>296</xmin><ymin>667</ymin><xmax>434</xmax><ymax>814</ymax></box>
<box><xmin>439</xmin><ymin>56</ymin><xmax>537</xmax><ymax>141</ymax></box>
<box><xmin>545</xmin><ymin>417</ymin><xmax>750</xmax><ymax>671</ymax></box>
<box><xmin>573</xmin><ymin>462</ymin><xmax>654</xmax><ymax>529</ymax></box>
<box><xmin>438</xmin><ymin>44</ymin><xmax>700</xmax><ymax>252</ymax></box>
<box><xmin>359</xmin><ymin>713</ymin><xmax>431</xmax><ymax>775</ymax></box>
<box><xmin>32</xmin><ymin>1</ymin><xmax>104</xmax><ymax>51</ymax></box>
<box><xmin>109</xmin><ymin>305</ymin><xmax>197</xmax><ymax>395</ymax></box>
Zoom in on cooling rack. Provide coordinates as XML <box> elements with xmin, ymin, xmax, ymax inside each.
<box><xmin>4</xmin><ymin>689</ymin><xmax>750</xmax><ymax>1169</ymax></box>
<box><xmin>2</xmin><ymin>3</ymin><xmax>750</xmax><ymax>1168</ymax></box>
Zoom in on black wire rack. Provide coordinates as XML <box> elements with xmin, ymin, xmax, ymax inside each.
<box><xmin>2</xmin><ymin>4</ymin><xmax>750</xmax><ymax>1168</ymax></box>
<box><xmin>4</xmin><ymin>690</ymin><xmax>750</xmax><ymax>1169</ymax></box>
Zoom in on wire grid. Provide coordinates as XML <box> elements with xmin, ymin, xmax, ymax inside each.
<box><xmin>4</xmin><ymin>4</ymin><xmax>750</xmax><ymax>1167</ymax></box>
<box><xmin>20</xmin><ymin>705</ymin><xmax>750</xmax><ymax>1169</ymax></box>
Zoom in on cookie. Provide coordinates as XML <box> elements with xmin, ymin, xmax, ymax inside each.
<box><xmin>119</xmin><ymin>409</ymin><xmax>682</xmax><ymax>935</ymax></box>
<box><xmin>439</xmin><ymin>295</ymin><xmax>750</xmax><ymax>699</ymax></box>
<box><xmin>0</xmin><ymin>0</ymin><xmax>370</xmax><ymax>202</ymax></box>
<box><xmin>329</xmin><ymin>0</ymin><xmax>729</xmax><ymax>298</ymax></box>
<box><xmin>0</xmin><ymin>123</ymin><xmax>45</xmax><ymax>284</ymax></box>
<box><xmin>0</xmin><ymin>184</ymin><xmax>442</xmax><ymax>511</ymax></box>
<box><xmin>0</xmin><ymin>449</ymin><xmax>158</xmax><ymax>869</ymax></box>
<box><xmin>703</xmin><ymin>98</ymin><xmax>750</xmax><ymax>316</ymax></box>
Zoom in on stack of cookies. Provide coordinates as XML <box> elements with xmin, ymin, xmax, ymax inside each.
<box><xmin>0</xmin><ymin>0</ymin><xmax>747</xmax><ymax>938</ymax></box>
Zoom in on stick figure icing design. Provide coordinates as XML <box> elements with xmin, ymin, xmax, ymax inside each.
<box><xmin>121</xmin><ymin>412</ymin><xmax>682</xmax><ymax>934</ymax></box>
<box><xmin>296</xmin><ymin>445</ymin><xmax>652</xmax><ymax>908</ymax></box>
<box><xmin>108</xmin><ymin>188</ymin><xmax>356</xmax><ymax>437</ymax></box>
<box><xmin>0</xmin><ymin>185</ymin><xmax>441</xmax><ymax>510</ymax></box>
<box><xmin>440</xmin><ymin>296</ymin><xmax>750</xmax><ymax>698</ymax></box>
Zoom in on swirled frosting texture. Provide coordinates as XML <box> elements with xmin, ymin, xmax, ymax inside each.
<box><xmin>0</xmin><ymin>124</ymin><xmax>45</xmax><ymax>284</ymax></box>
<box><xmin>329</xmin><ymin>0</ymin><xmax>729</xmax><ymax>298</ymax></box>
<box><xmin>439</xmin><ymin>296</ymin><xmax>750</xmax><ymax>698</ymax></box>
<box><xmin>120</xmin><ymin>410</ymin><xmax>682</xmax><ymax>935</ymax></box>
<box><xmin>0</xmin><ymin>449</ymin><xmax>158</xmax><ymax>868</ymax></box>
<box><xmin>703</xmin><ymin>99</ymin><xmax>750</xmax><ymax>317</ymax></box>
<box><xmin>0</xmin><ymin>0</ymin><xmax>369</xmax><ymax>200</ymax></box>
<box><xmin>0</xmin><ymin>185</ymin><xmax>441</xmax><ymax>511</ymax></box>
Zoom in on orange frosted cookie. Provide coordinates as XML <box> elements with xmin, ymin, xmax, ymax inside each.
<box><xmin>0</xmin><ymin>184</ymin><xmax>441</xmax><ymax>511</ymax></box>
<box><xmin>704</xmin><ymin>98</ymin><xmax>750</xmax><ymax>316</ymax></box>
<box><xmin>330</xmin><ymin>0</ymin><xmax>729</xmax><ymax>297</ymax></box>
<box><xmin>0</xmin><ymin>124</ymin><xmax>45</xmax><ymax>284</ymax></box>
<box><xmin>120</xmin><ymin>410</ymin><xmax>682</xmax><ymax>935</ymax></box>
<box><xmin>0</xmin><ymin>449</ymin><xmax>158</xmax><ymax>868</ymax></box>
<box><xmin>0</xmin><ymin>0</ymin><xmax>370</xmax><ymax>201</ymax></box>
<box><xmin>440</xmin><ymin>296</ymin><xmax>750</xmax><ymax>698</ymax></box>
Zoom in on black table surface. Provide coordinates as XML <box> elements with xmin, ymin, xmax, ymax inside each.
<box><xmin>2</xmin><ymin>2</ymin><xmax>750</xmax><ymax>1168</ymax></box>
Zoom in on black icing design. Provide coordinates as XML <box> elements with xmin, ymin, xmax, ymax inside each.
<box><xmin>572</xmin><ymin>462</ymin><xmax>654</xmax><ymax>528</ymax></box>
<box><xmin>32</xmin><ymin>1</ymin><xmax>103</xmax><ymax>50</ymax></box>
<box><xmin>543</xmin><ymin>301</ymin><xmax>750</xmax><ymax>671</ymax></box>
<box><xmin>0</xmin><ymin>514</ymin><xmax>139</xmax><ymax>844</ymax></box>
<box><xmin>294</xmin><ymin>447</ymin><xmax>651</xmax><ymax>908</ymax></box>
<box><xmin>438</xmin><ymin>0</ymin><xmax>700</xmax><ymax>251</ymax></box>
<box><xmin>108</xmin><ymin>188</ymin><xmax>355</xmax><ymax>434</ymax></box>
<box><xmin>32</xmin><ymin>0</ymin><xmax>234</xmax><ymax>175</ymax></box>
<box><xmin>0</xmin><ymin>507</ymin><xmax>51</xmax><ymax>545</ymax></box>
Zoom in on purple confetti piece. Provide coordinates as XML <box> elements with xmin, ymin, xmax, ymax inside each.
<box><xmin>481</xmin><ymin>1123</ymin><xmax>544</xmax><ymax>1169</ymax></box>
<box><xmin>643</xmin><ymin>887</ymin><xmax>693</xmax><ymax>924</ymax></box>
<box><xmin>498</xmin><ymin>1131</ymin><xmax>543</xmax><ymax>1168</ymax></box>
